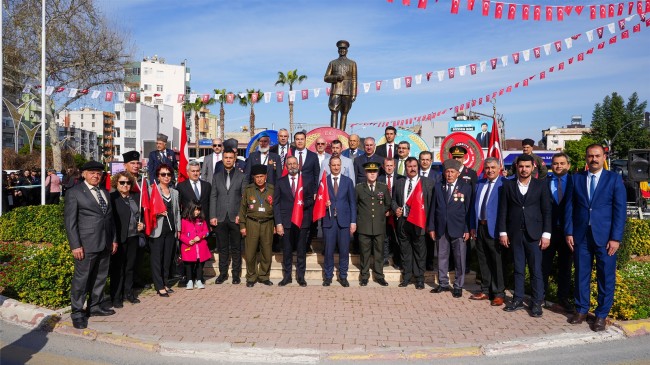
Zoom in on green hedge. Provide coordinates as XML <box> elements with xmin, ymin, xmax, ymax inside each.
<box><xmin>0</xmin><ymin>203</ymin><xmax>67</xmax><ymax>245</ymax></box>
<box><xmin>618</xmin><ymin>218</ymin><xmax>650</xmax><ymax>267</ymax></box>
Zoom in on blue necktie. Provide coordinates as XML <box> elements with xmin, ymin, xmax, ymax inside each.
<box><xmin>589</xmin><ymin>174</ymin><xmax>596</xmax><ymax>202</ymax></box>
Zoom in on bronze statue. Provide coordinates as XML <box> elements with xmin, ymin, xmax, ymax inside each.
<box><xmin>324</xmin><ymin>40</ymin><xmax>357</xmax><ymax>132</ymax></box>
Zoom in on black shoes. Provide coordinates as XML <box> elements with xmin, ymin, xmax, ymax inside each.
<box><xmin>398</xmin><ymin>281</ymin><xmax>409</xmax><ymax>287</ymax></box>
<box><xmin>375</xmin><ymin>278</ymin><xmax>389</xmax><ymax>287</ymax></box>
<box><xmin>383</xmin><ymin>259</ymin><xmax>390</xmax><ymax>267</ymax></box>
<box><xmin>430</xmin><ymin>285</ymin><xmax>450</xmax><ymax>294</ymax></box>
<box><xmin>593</xmin><ymin>317</ymin><xmax>607</xmax><ymax>332</ymax></box>
<box><xmin>339</xmin><ymin>278</ymin><xmax>350</xmax><ymax>287</ymax></box>
<box><xmin>415</xmin><ymin>282</ymin><xmax>425</xmax><ymax>290</ymax></box>
<box><xmin>531</xmin><ymin>303</ymin><xmax>543</xmax><ymax>317</ymax></box>
<box><xmin>504</xmin><ymin>300</ymin><xmax>525</xmax><ymax>312</ymax></box>
<box><xmin>157</xmin><ymin>290</ymin><xmax>169</xmax><ymax>297</ymax></box>
<box><xmin>232</xmin><ymin>277</ymin><xmax>241</xmax><ymax>285</ymax></box>
<box><xmin>259</xmin><ymin>279</ymin><xmax>273</xmax><ymax>286</ymax></box>
<box><xmin>278</xmin><ymin>278</ymin><xmax>292</xmax><ymax>286</ymax></box>
<box><xmin>558</xmin><ymin>298</ymin><xmax>575</xmax><ymax>313</ymax></box>
<box><xmin>88</xmin><ymin>307</ymin><xmax>116</xmax><ymax>317</ymax></box>
<box><xmin>246</xmin><ymin>281</ymin><xmax>255</xmax><ymax>288</ymax></box>
<box><xmin>360</xmin><ymin>279</ymin><xmax>368</xmax><ymax>286</ymax></box>
<box><xmin>112</xmin><ymin>300</ymin><xmax>124</xmax><ymax>309</ymax></box>
<box><xmin>72</xmin><ymin>317</ymin><xmax>87</xmax><ymax>329</ymax></box>
<box><xmin>452</xmin><ymin>288</ymin><xmax>463</xmax><ymax>298</ymax></box>
<box><xmin>125</xmin><ymin>294</ymin><xmax>140</xmax><ymax>304</ymax></box>
<box><xmin>323</xmin><ymin>279</ymin><xmax>332</xmax><ymax>287</ymax></box>
<box><xmin>215</xmin><ymin>274</ymin><xmax>228</xmax><ymax>284</ymax></box>
<box><xmin>297</xmin><ymin>278</ymin><xmax>307</xmax><ymax>287</ymax></box>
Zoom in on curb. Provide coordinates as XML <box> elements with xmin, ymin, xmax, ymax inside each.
<box><xmin>613</xmin><ymin>319</ymin><xmax>650</xmax><ymax>337</ymax></box>
<box><xmin>0</xmin><ymin>295</ymin><xmax>61</xmax><ymax>330</ymax></box>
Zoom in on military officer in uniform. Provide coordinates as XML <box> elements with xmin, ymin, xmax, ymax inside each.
<box><xmin>450</xmin><ymin>145</ymin><xmax>478</xmax><ymax>274</ymax></box>
<box><xmin>239</xmin><ymin>164</ymin><xmax>275</xmax><ymax>287</ymax></box>
<box><xmin>355</xmin><ymin>162</ymin><xmax>391</xmax><ymax>287</ymax></box>
<box><xmin>324</xmin><ymin>40</ymin><xmax>357</xmax><ymax>131</ymax></box>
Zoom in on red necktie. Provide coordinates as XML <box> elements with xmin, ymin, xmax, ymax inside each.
<box><xmin>386</xmin><ymin>175</ymin><xmax>392</xmax><ymax>196</ymax></box>
<box><xmin>291</xmin><ymin>177</ymin><xmax>296</xmax><ymax>196</ymax></box>
<box><xmin>387</xmin><ymin>144</ymin><xmax>393</xmax><ymax>159</ymax></box>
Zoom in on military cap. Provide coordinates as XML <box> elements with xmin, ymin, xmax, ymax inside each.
<box><xmin>81</xmin><ymin>161</ymin><xmax>104</xmax><ymax>171</ymax></box>
<box><xmin>363</xmin><ymin>162</ymin><xmax>380</xmax><ymax>171</ymax></box>
<box><xmin>450</xmin><ymin>145</ymin><xmax>468</xmax><ymax>158</ymax></box>
<box><xmin>223</xmin><ymin>138</ymin><xmax>238</xmax><ymax>151</ymax></box>
<box><xmin>122</xmin><ymin>150</ymin><xmax>140</xmax><ymax>163</ymax></box>
<box><xmin>251</xmin><ymin>164</ymin><xmax>267</xmax><ymax>176</ymax></box>
<box><xmin>443</xmin><ymin>159</ymin><xmax>462</xmax><ymax>172</ymax></box>
<box><xmin>157</xmin><ymin>133</ymin><xmax>168</xmax><ymax>143</ymax></box>
<box><xmin>336</xmin><ymin>40</ymin><xmax>350</xmax><ymax>49</ymax></box>
<box><xmin>522</xmin><ymin>138</ymin><xmax>535</xmax><ymax>147</ymax></box>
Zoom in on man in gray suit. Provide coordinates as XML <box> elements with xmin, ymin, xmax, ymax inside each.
<box><xmin>64</xmin><ymin>161</ymin><xmax>116</xmax><ymax>329</ymax></box>
<box><xmin>210</xmin><ymin>148</ymin><xmax>247</xmax><ymax>285</ymax></box>
<box><xmin>201</xmin><ymin>138</ymin><xmax>223</xmax><ymax>182</ymax></box>
<box><xmin>320</xmin><ymin>139</ymin><xmax>355</xmax><ymax>185</ymax></box>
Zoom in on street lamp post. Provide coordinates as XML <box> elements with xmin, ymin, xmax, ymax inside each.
<box><xmin>604</xmin><ymin>118</ymin><xmax>645</xmax><ymax>168</ymax></box>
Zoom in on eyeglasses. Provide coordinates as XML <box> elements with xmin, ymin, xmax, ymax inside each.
<box><xmin>118</xmin><ymin>181</ymin><xmax>132</xmax><ymax>186</ymax></box>
<box><xmin>159</xmin><ymin>172</ymin><xmax>173</xmax><ymax>177</ymax></box>
<box><xmin>213</xmin><ymin>144</ymin><xmax>222</xmax><ymax>147</ymax></box>
<box><xmin>316</xmin><ymin>143</ymin><xmax>326</xmax><ymax>146</ymax></box>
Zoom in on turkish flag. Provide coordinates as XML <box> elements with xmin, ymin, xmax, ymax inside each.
<box><xmin>575</xmin><ymin>5</ymin><xmax>584</xmax><ymax>15</ymax></box>
<box><xmin>534</xmin><ymin>5</ymin><xmax>541</xmax><ymax>20</ymax></box>
<box><xmin>515</xmin><ymin>82</ymin><xmax>520</xmax><ymax>87</ymax></box>
<box><xmin>557</xmin><ymin>7</ymin><xmax>564</xmax><ymax>20</ymax></box>
<box><xmin>451</xmin><ymin>0</ymin><xmax>460</xmax><ymax>13</ymax></box>
<box><xmin>568</xmin><ymin>57</ymin><xmax>574</xmax><ymax>64</ymax></box>
<box><xmin>104</xmin><ymin>172</ymin><xmax>111</xmax><ymax>191</ymax></box>
<box><xmin>178</xmin><ymin>112</ymin><xmax>189</xmax><ymax>183</ymax></box>
<box><xmin>559</xmin><ymin>62</ymin><xmax>565</xmax><ymax>70</ymax></box>
<box><xmin>549</xmin><ymin>66</ymin><xmax>555</xmax><ymax>72</ymax></box>
<box><xmin>492</xmin><ymin>91</ymin><xmax>498</xmax><ymax>98</ymax></box>
<box><xmin>479</xmin><ymin>97</ymin><xmax>483</xmax><ymax>104</ymax></box>
<box><xmin>619</xmin><ymin>19</ymin><xmax>626</xmax><ymax>30</ymax></box>
<box><xmin>312</xmin><ymin>171</ymin><xmax>329</xmax><ymax>222</ymax></box>
<box><xmin>565</xmin><ymin>5</ymin><xmax>573</xmax><ymax>15</ymax></box>
<box><xmin>105</xmin><ymin>91</ymin><xmax>113</xmax><ymax>101</ymax></box>
<box><xmin>638</xmin><ymin>0</ymin><xmax>644</xmax><ymax>14</ymax></box>
<box><xmin>495</xmin><ymin>2</ymin><xmax>503</xmax><ymax>18</ymax></box>
<box><xmin>141</xmin><ymin>180</ymin><xmax>152</xmax><ymax>236</ymax></box>
<box><xmin>546</xmin><ymin>6</ymin><xmax>553</xmax><ymax>20</ymax></box>
<box><xmin>490</xmin><ymin>58</ymin><xmax>497</xmax><ymax>69</ymax></box>
<box><xmin>482</xmin><ymin>0</ymin><xmax>490</xmax><ymax>16</ymax></box>
<box><xmin>508</xmin><ymin>4</ymin><xmax>516</xmax><ymax>19</ymax></box>
<box><xmin>629</xmin><ymin>1</ymin><xmax>635</xmax><ymax>15</ymax></box>
<box><xmin>426</xmin><ymin>72</ymin><xmax>432</xmax><ymax>81</ymax></box>
<box><xmin>646</xmin><ymin>0</ymin><xmax>650</xmax><ymax>13</ymax></box>
<box><xmin>467</xmin><ymin>0</ymin><xmax>475</xmax><ymax>10</ymax></box>
<box><xmin>470</xmin><ymin>64</ymin><xmax>477</xmax><ymax>75</ymax></box>
<box><xmin>472</xmin><ymin>99</ymin><xmax>477</xmax><ymax>107</ymax></box>
<box><xmin>487</xmin><ymin>117</ymin><xmax>504</xmax><ymax>171</ymax></box>
<box><xmin>522</xmin><ymin>4</ymin><xmax>530</xmax><ymax>20</ymax></box>
<box><xmin>523</xmin><ymin>79</ymin><xmax>529</xmax><ymax>87</ymax></box>
<box><xmin>578</xmin><ymin>53</ymin><xmax>584</xmax><ymax>61</ymax></box>
<box><xmin>281</xmin><ymin>147</ymin><xmax>293</xmax><ymax>177</ymax></box>
<box><xmin>405</xmin><ymin>76</ymin><xmax>413</xmax><ymax>87</ymax></box>
<box><xmin>466</xmin><ymin>102</ymin><xmax>470</xmax><ymax>109</ymax></box>
<box><xmin>586</xmin><ymin>48</ymin><xmax>594</xmax><ymax>54</ymax></box>
<box><xmin>79</xmin><ymin>88</ymin><xmax>89</xmax><ymax>95</ymax></box>
<box><xmin>533</xmin><ymin>47</ymin><xmax>541</xmax><ymax>58</ymax></box>
<box><xmin>448</xmin><ymin>68</ymin><xmax>455</xmax><ymax>79</ymax></box>
<box><xmin>554</xmin><ymin>41</ymin><xmax>562</xmax><ymax>52</ymax></box>
<box><xmin>618</xmin><ymin>2</ymin><xmax>624</xmax><ymax>15</ymax></box>
<box><xmin>177</xmin><ymin>94</ymin><xmax>185</xmax><ymax>103</ymax></box>
<box><xmin>376</xmin><ymin>81</ymin><xmax>382</xmax><ymax>90</ymax></box>
<box><xmin>251</xmin><ymin>92</ymin><xmax>258</xmax><ymax>103</ymax></box>
<box><xmin>201</xmin><ymin>94</ymin><xmax>210</xmax><ymax>103</ymax></box>
<box><xmin>597</xmin><ymin>27</ymin><xmax>604</xmax><ymax>38</ymax></box>
<box><xmin>622</xmin><ymin>29</ymin><xmax>630</xmax><ymax>39</ymax></box>
<box><xmin>590</xmin><ymin>5</ymin><xmax>597</xmax><ymax>19</ymax></box>
<box><xmin>403</xmin><ymin>0</ymin><xmax>410</xmax><ymax>5</ymax></box>
<box><xmin>128</xmin><ymin>92</ymin><xmax>137</xmax><ymax>102</ymax></box>
<box><xmin>326</xmin><ymin>87</ymin><xmax>331</xmax><ymax>96</ymax></box>
<box><xmin>147</xmin><ymin>181</ymin><xmax>168</xmax><ymax>236</ymax></box>
<box><xmin>276</xmin><ymin>91</ymin><xmax>284</xmax><ymax>102</ymax></box>
<box><xmin>609</xmin><ymin>3</ymin><xmax>615</xmax><ymax>16</ymax></box>
<box><xmin>609</xmin><ymin>36</ymin><xmax>617</xmax><ymax>44</ymax></box>
<box><xmin>226</xmin><ymin>93</ymin><xmax>235</xmax><ymax>104</ymax></box>
<box><xmin>498</xmin><ymin>88</ymin><xmax>504</xmax><ymax>96</ymax></box>
<box><xmin>600</xmin><ymin>5</ymin><xmax>607</xmax><ymax>18</ymax></box>
<box><xmin>634</xmin><ymin>23</ymin><xmax>641</xmax><ymax>32</ymax></box>
<box><xmin>540</xmin><ymin>71</ymin><xmax>546</xmax><ymax>80</ymax></box>
<box><xmin>417</xmin><ymin>0</ymin><xmax>427</xmax><ymax>9</ymax></box>
<box><xmin>506</xmin><ymin>86</ymin><xmax>512</xmax><ymax>93</ymax></box>
<box><xmin>512</xmin><ymin>52</ymin><xmax>520</xmax><ymax>64</ymax></box>
<box><xmin>291</xmin><ymin>174</ymin><xmax>305</xmax><ymax>227</ymax></box>
<box><xmin>486</xmin><ymin>94</ymin><xmax>491</xmax><ymax>102</ymax></box>
<box><xmin>301</xmin><ymin>89</ymin><xmax>308</xmax><ymax>100</ymax></box>
<box><xmin>406</xmin><ymin>180</ymin><xmax>426</xmax><ymax>229</ymax></box>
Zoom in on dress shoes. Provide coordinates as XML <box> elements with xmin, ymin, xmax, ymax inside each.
<box><xmin>430</xmin><ymin>285</ymin><xmax>450</xmax><ymax>294</ymax></box>
<box><xmin>72</xmin><ymin>317</ymin><xmax>87</xmax><ymax>329</ymax></box>
<box><xmin>232</xmin><ymin>277</ymin><xmax>241</xmax><ymax>285</ymax></box>
<box><xmin>469</xmin><ymin>293</ymin><xmax>489</xmax><ymax>301</ymax></box>
<box><xmin>398</xmin><ymin>281</ymin><xmax>410</xmax><ymax>288</ymax></box>
<box><xmin>323</xmin><ymin>279</ymin><xmax>332</xmax><ymax>287</ymax></box>
<box><xmin>297</xmin><ymin>278</ymin><xmax>307</xmax><ymax>287</ymax></box>
<box><xmin>425</xmin><ymin>264</ymin><xmax>434</xmax><ymax>271</ymax></box>
<box><xmin>125</xmin><ymin>294</ymin><xmax>140</xmax><ymax>304</ymax></box>
<box><xmin>593</xmin><ymin>317</ymin><xmax>607</xmax><ymax>332</ymax></box>
<box><xmin>415</xmin><ymin>282</ymin><xmax>425</xmax><ymax>290</ymax></box>
<box><xmin>360</xmin><ymin>279</ymin><xmax>368</xmax><ymax>286</ymax></box>
<box><xmin>157</xmin><ymin>291</ymin><xmax>169</xmax><ymax>297</ymax></box>
<box><xmin>569</xmin><ymin>313</ymin><xmax>588</xmax><ymax>325</ymax></box>
<box><xmin>383</xmin><ymin>259</ymin><xmax>390</xmax><ymax>267</ymax></box>
<box><xmin>530</xmin><ymin>303</ymin><xmax>543</xmax><ymax>317</ymax></box>
<box><xmin>558</xmin><ymin>298</ymin><xmax>575</xmax><ymax>313</ymax></box>
<box><xmin>339</xmin><ymin>278</ymin><xmax>350</xmax><ymax>287</ymax></box>
<box><xmin>491</xmin><ymin>297</ymin><xmax>505</xmax><ymax>306</ymax></box>
<box><xmin>214</xmin><ymin>274</ymin><xmax>229</xmax><ymax>284</ymax></box>
<box><xmin>258</xmin><ymin>279</ymin><xmax>274</xmax><ymax>286</ymax></box>
<box><xmin>375</xmin><ymin>278</ymin><xmax>389</xmax><ymax>287</ymax></box>
<box><xmin>112</xmin><ymin>300</ymin><xmax>124</xmax><ymax>309</ymax></box>
<box><xmin>88</xmin><ymin>308</ymin><xmax>116</xmax><ymax>317</ymax></box>
<box><xmin>246</xmin><ymin>281</ymin><xmax>255</xmax><ymax>288</ymax></box>
<box><xmin>452</xmin><ymin>288</ymin><xmax>463</xmax><ymax>298</ymax></box>
<box><xmin>278</xmin><ymin>278</ymin><xmax>292</xmax><ymax>287</ymax></box>
<box><xmin>504</xmin><ymin>300</ymin><xmax>525</xmax><ymax>312</ymax></box>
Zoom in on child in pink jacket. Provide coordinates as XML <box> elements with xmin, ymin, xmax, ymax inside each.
<box><xmin>179</xmin><ymin>200</ymin><xmax>211</xmax><ymax>289</ymax></box>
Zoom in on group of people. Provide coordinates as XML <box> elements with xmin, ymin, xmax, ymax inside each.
<box><xmin>65</xmin><ymin>127</ymin><xmax>626</xmax><ymax>334</ymax></box>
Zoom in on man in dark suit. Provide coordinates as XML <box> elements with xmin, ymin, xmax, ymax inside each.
<box><xmin>375</xmin><ymin>126</ymin><xmax>397</xmax><ymax>159</ymax></box>
<box><xmin>355</xmin><ymin>162</ymin><xmax>391</xmax><ymax>287</ymax></box>
<box><xmin>394</xmin><ymin>141</ymin><xmax>411</xmax><ymax>177</ymax></box>
<box><xmin>269</xmin><ymin>128</ymin><xmax>291</xmax><ymax>171</ymax></box>
<box><xmin>429</xmin><ymin>159</ymin><xmax>472</xmax><ymax>298</ymax></box>
<box><xmin>210</xmin><ymin>149</ymin><xmax>247</xmax><ymax>285</ymax></box>
<box><xmin>378</xmin><ymin>158</ymin><xmax>403</xmax><ymax>269</ymax></box>
<box><xmin>498</xmin><ymin>154</ymin><xmax>552</xmax><ymax>317</ymax></box>
<box><xmin>200</xmin><ymin>138</ymin><xmax>222</xmax><ymax>182</ymax></box>
<box><xmin>543</xmin><ymin>152</ymin><xmax>574</xmax><ymax>312</ymax></box>
<box><xmin>341</xmin><ymin>133</ymin><xmax>363</xmax><ymax>160</ymax></box>
<box><xmin>321</xmin><ymin>156</ymin><xmax>357</xmax><ymax>287</ymax></box>
<box><xmin>392</xmin><ymin>157</ymin><xmax>434</xmax><ymax>290</ymax></box>
<box><xmin>214</xmin><ymin>139</ymin><xmax>245</xmax><ymax>175</ymax></box>
<box><xmin>353</xmin><ymin>137</ymin><xmax>384</xmax><ymax>184</ymax></box>
<box><xmin>65</xmin><ymin>161</ymin><xmax>116</xmax><ymax>329</ymax></box>
<box><xmin>476</xmin><ymin>122</ymin><xmax>491</xmax><ymax>148</ymax></box>
<box><xmin>565</xmin><ymin>144</ymin><xmax>626</xmax><ymax>331</ymax></box>
<box><xmin>292</xmin><ymin>131</ymin><xmax>319</xmax><ymax>191</ymax></box>
<box><xmin>177</xmin><ymin>160</ymin><xmax>211</xmax><ymax>214</ymax></box>
<box><xmin>147</xmin><ymin>134</ymin><xmax>177</xmax><ymax>184</ymax></box>
<box><xmin>274</xmin><ymin>156</ymin><xmax>315</xmax><ymax>287</ymax></box>
<box><xmin>450</xmin><ymin>145</ymin><xmax>478</xmax><ymax>274</ymax></box>
<box><xmin>469</xmin><ymin>157</ymin><xmax>506</xmax><ymax>306</ymax></box>
<box><xmin>245</xmin><ymin>132</ymin><xmax>282</xmax><ymax>185</ymax></box>
<box><xmin>419</xmin><ymin>150</ymin><xmax>440</xmax><ymax>271</ymax></box>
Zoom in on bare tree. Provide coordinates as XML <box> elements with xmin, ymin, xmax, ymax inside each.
<box><xmin>2</xmin><ymin>0</ymin><xmax>132</xmax><ymax>170</ymax></box>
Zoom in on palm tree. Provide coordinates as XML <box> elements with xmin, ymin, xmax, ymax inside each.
<box><xmin>237</xmin><ymin>89</ymin><xmax>263</xmax><ymax>138</ymax></box>
<box><xmin>183</xmin><ymin>96</ymin><xmax>216</xmax><ymax>157</ymax></box>
<box><xmin>213</xmin><ymin>88</ymin><xmax>232</xmax><ymax>139</ymax></box>
<box><xmin>275</xmin><ymin>69</ymin><xmax>307</xmax><ymax>136</ymax></box>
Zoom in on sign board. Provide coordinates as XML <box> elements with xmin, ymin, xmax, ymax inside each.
<box><xmin>377</xmin><ymin>129</ymin><xmax>429</xmax><ymax>158</ymax></box>
<box><xmin>306</xmin><ymin>127</ymin><xmax>350</xmax><ymax>154</ymax></box>
<box><xmin>440</xmin><ymin>132</ymin><xmax>484</xmax><ymax>175</ymax></box>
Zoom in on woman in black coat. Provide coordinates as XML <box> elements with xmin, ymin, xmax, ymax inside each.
<box><xmin>109</xmin><ymin>171</ymin><xmax>144</xmax><ymax>308</ymax></box>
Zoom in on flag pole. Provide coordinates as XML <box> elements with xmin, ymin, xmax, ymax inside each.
<box><xmin>40</xmin><ymin>0</ymin><xmax>47</xmax><ymax>205</ymax></box>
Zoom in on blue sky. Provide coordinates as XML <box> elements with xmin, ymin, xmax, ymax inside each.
<box><xmin>97</xmin><ymin>0</ymin><xmax>650</xmax><ymax>141</ymax></box>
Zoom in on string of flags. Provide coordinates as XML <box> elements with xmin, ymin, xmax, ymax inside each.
<box><xmin>350</xmin><ymin>17</ymin><xmax>646</xmax><ymax>128</ymax></box>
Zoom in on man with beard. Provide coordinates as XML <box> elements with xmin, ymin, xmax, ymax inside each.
<box><xmin>245</xmin><ymin>132</ymin><xmax>281</xmax><ymax>185</ymax></box>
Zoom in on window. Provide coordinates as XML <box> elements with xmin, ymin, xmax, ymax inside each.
<box><xmin>125</xmin><ymin>111</ymin><xmax>136</xmax><ymax>120</ymax></box>
<box><xmin>115</xmin><ymin>111</ymin><xmax>121</xmax><ymax>120</ymax></box>
<box><xmin>92</xmin><ymin>122</ymin><xmax>95</xmax><ymax>128</ymax></box>
<box><xmin>91</xmin><ymin>114</ymin><xmax>95</xmax><ymax>119</ymax></box>
<box><xmin>125</xmin><ymin>138</ymin><xmax>136</xmax><ymax>148</ymax></box>
<box><xmin>115</xmin><ymin>145</ymin><xmax>120</xmax><ymax>155</ymax></box>
<box><xmin>143</xmin><ymin>84</ymin><xmax>152</xmax><ymax>91</ymax></box>
<box><xmin>114</xmin><ymin>127</ymin><xmax>120</xmax><ymax>138</ymax></box>
<box><xmin>80</xmin><ymin>114</ymin><xmax>84</xmax><ymax>120</ymax></box>
<box><xmin>131</xmin><ymin>67</ymin><xmax>140</xmax><ymax>76</ymax></box>
<box><xmin>124</xmin><ymin>129</ymin><xmax>136</xmax><ymax>138</ymax></box>
<box><xmin>156</xmin><ymin>85</ymin><xmax>163</xmax><ymax>92</ymax></box>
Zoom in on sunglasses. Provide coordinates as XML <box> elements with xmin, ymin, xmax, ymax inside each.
<box><xmin>213</xmin><ymin>144</ymin><xmax>222</xmax><ymax>147</ymax></box>
<box><xmin>118</xmin><ymin>181</ymin><xmax>132</xmax><ymax>186</ymax></box>
<box><xmin>316</xmin><ymin>143</ymin><xmax>326</xmax><ymax>146</ymax></box>
<box><xmin>159</xmin><ymin>172</ymin><xmax>173</xmax><ymax>177</ymax></box>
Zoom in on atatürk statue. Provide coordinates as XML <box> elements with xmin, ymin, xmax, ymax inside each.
<box><xmin>324</xmin><ymin>40</ymin><xmax>357</xmax><ymax>132</ymax></box>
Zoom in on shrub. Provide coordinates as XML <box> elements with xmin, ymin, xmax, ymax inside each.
<box><xmin>0</xmin><ymin>203</ymin><xmax>67</xmax><ymax>245</ymax></box>
<box><xmin>617</xmin><ymin>262</ymin><xmax>650</xmax><ymax>320</ymax></box>
<box><xmin>620</xmin><ymin>219</ymin><xmax>650</xmax><ymax>267</ymax></box>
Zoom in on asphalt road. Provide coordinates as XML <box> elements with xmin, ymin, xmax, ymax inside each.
<box><xmin>1</xmin><ymin>321</ymin><xmax>649</xmax><ymax>365</ymax></box>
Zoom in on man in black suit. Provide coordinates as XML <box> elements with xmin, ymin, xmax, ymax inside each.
<box><xmin>292</xmin><ymin>131</ymin><xmax>319</xmax><ymax>191</ymax></box>
<box><xmin>543</xmin><ymin>152</ymin><xmax>574</xmax><ymax>312</ymax></box>
<box><xmin>476</xmin><ymin>122</ymin><xmax>491</xmax><ymax>148</ymax></box>
<box><xmin>147</xmin><ymin>134</ymin><xmax>177</xmax><ymax>184</ymax></box>
<box><xmin>378</xmin><ymin>158</ymin><xmax>403</xmax><ymax>268</ymax></box>
<box><xmin>375</xmin><ymin>126</ymin><xmax>397</xmax><ymax>159</ymax></box>
<box><xmin>269</xmin><ymin>128</ymin><xmax>291</xmax><ymax>171</ymax></box>
<box><xmin>245</xmin><ymin>132</ymin><xmax>282</xmax><ymax>185</ymax></box>
<box><xmin>210</xmin><ymin>149</ymin><xmax>247</xmax><ymax>285</ymax></box>
<box><xmin>214</xmin><ymin>139</ymin><xmax>246</xmax><ymax>174</ymax></box>
<box><xmin>65</xmin><ymin>161</ymin><xmax>116</xmax><ymax>329</ymax></box>
<box><xmin>498</xmin><ymin>154</ymin><xmax>552</xmax><ymax>317</ymax></box>
<box><xmin>394</xmin><ymin>141</ymin><xmax>411</xmax><ymax>177</ymax></box>
<box><xmin>353</xmin><ymin>137</ymin><xmax>384</xmax><ymax>184</ymax></box>
<box><xmin>274</xmin><ymin>156</ymin><xmax>315</xmax><ymax>287</ymax></box>
<box><xmin>392</xmin><ymin>157</ymin><xmax>434</xmax><ymax>290</ymax></box>
<box><xmin>429</xmin><ymin>159</ymin><xmax>472</xmax><ymax>298</ymax></box>
<box><xmin>177</xmin><ymin>161</ymin><xmax>211</xmax><ymax>214</ymax></box>
<box><xmin>419</xmin><ymin>151</ymin><xmax>441</xmax><ymax>271</ymax></box>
